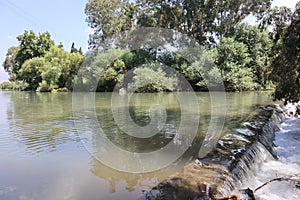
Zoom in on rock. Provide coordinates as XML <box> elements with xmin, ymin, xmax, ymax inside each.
<box><xmin>239</xmin><ymin>188</ymin><xmax>255</xmax><ymax>200</ymax></box>
<box><xmin>296</xmin><ymin>104</ymin><xmax>300</xmax><ymax>116</ymax></box>
<box><xmin>140</xmin><ymin>162</ymin><xmax>238</xmax><ymax>200</ymax></box>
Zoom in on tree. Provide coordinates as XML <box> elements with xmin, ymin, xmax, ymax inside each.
<box><xmin>2</xmin><ymin>46</ymin><xmax>19</xmax><ymax>81</ymax></box>
<box><xmin>257</xmin><ymin>2</ymin><xmax>300</xmax><ymax>101</ymax></box>
<box><xmin>66</xmin><ymin>51</ymin><xmax>84</xmax><ymax>89</ymax></box>
<box><xmin>212</xmin><ymin>0</ymin><xmax>272</xmax><ymax>39</ymax></box>
<box><xmin>128</xmin><ymin>64</ymin><xmax>176</xmax><ymax>92</ymax></box>
<box><xmin>85</xmin><ymin>0</ymin><xmax>137</xmax><ymax>48</ymax></box>
<box><xmin>137</xmin><ymin>0</ymin><xmax>269</xmax><ymax>44</ymax></box>
<box><xmin>2</xmin><ymin>31</ymin><xmax>54</xmax><ymax>82</ymax></box>
<box><xmin>233</xmin><ymin>23</ymin><xmax>273</xmax><ymax>88</ymax></box>
<box><xmin>78</xmin><ymin>47</ymin><xmax>83</xmax><ymax>55</ymax></box>
<box><xmin>70</xmin><ymin>42</ymin><xmax>78</xmax><ymax>53</ymax></box>
<box><xmin>18</xmin><ymin>57</ymin><xmax>47</xmax><ymax>90</ymax></box>
<box><xmin>15</xmin><ymin>46</ymin><xmax>83</xmax><ymax>92</ymax></box>
<box><xmin>2</xmin><ymin>30</ymin><xmax>85</xmax><ymax>92</ymax></box>
<box><xmin>209</xmin><ymin>37</ymin><xmax>256</xmax><ymax>91</ymax></box>
<box><xmin>80</xmin><ymin>49</ymin><xmax>127</xmax><ymax>91</ymax></box>
<box><xmin>14</xmin><ymin>30</ymin><xmax>54</xmax><ymax>77</ymax></box>
<box><xmin>259</xmin><ymin>6</ymin><xmax>293</xmax><ymax>42</ymax></box>
<box><xmin>85</xmin><ymin>0</ymin><xmax>272</xmax><ymax>47</ymax></box>
<box><xmin>37</xmin><ymin>46</ymin><xmax>83</xmax><ymax>92</ymax></box>
<box><xmin>272</xmin><ymin>2</ymin><xmax>300</xmax><ymax>102</ymax></box>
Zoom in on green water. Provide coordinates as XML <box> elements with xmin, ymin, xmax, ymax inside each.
<box><xmin>0</xmin><ymin>91</ymin><xmax>272</xmax><ymax>200</ymax></box>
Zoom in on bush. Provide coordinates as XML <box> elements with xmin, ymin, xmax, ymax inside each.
<box><xmin>0</xmin><ymin>81</ymin><xmax>29</xmax><ymax>91</ymax></box>
<box><xmin>128</xmin><ymin>63</ymin><xmax>176</xmax><ymax>92</ymax></box>
<box><xmin>0</xmin><ymin>81</ymin><xmax>13</xmax><ymax>90</ymax></box>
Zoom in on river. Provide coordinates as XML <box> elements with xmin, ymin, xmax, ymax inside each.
<box><xmin>0</xmin><ymin>91</ymin><xmax>283</xmax><ymax>199</ymax></box>
<box><xmin>240</xmin><ymin>117</ymin><xmax>300</xmax><ymax>200</ymax></box>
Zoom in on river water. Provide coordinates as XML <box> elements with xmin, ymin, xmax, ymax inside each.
<box><xmin>241</xmin><ymin>117</ymin><xmax>300</xmax><ymax>200</ymax></box>
<box><xmin>0</xmin><ymin>91</ymin><xmax>288</xmax><ymax>200</ymax></box>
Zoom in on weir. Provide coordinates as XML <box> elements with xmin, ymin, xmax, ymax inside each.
<box><xmin>141</xmin><ymin>106</ymin><xmax>288</xmax><ymax>200</ymax></box>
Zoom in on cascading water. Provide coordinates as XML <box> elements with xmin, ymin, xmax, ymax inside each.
<box><xmin>214</xmin><ymin>105</ymin><xmax>300</xmax><ymax>199</ymax></box>
<box><xmin>141</xmin><ymin>105</ymin><xmax>300</xmax><ymax>199</ymax></box>
<box><xmin>240</xmin><ymin>116</ymin><xmax>300</xmax><ymax>199</ymax></box>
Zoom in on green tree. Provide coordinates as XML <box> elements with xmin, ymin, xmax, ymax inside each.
<box><xmin>78</xmin><ymin>47</ymin><xmax>83</xmax><ymax>55</ymax></box>
<box><xmin>85</xmin><ymin>0</ymin><xmax>137</xmax><ymax>48</ymax></box>
<box><xmin>210</xmin><ymin>37</ymin><xmax>256</xmax><ymax>91</ymax></box>
<box><xmin>128</xmin><ymin>64</ymin><xmax>176</xmax><ymax>92</ymax></box>
<box><xmin>70</xmin><ymin>42</ymin><xmax>78</xmax><ymax>53</ymax></box>
<box><xmin>259</xmin><ymin>6</ymin><xmax>293</xmax><ymax>42</ymax></box>
<box><xmin>18</xmin><ymin>57</ymin><xmax>47</xmax><ymax>90</ymax></box>
<box><xmin>14</xmin><ymin>30</ymin><xmax>54</xmax><ymax>77</ymax></box>
<box><xmin>66</xmin><ymin>52</ymin><xmax>84</xmax><ymax>89</ymax></box>
<box><xmin>272</xmin><ymin>2</ymin><xmax>300</xmax><ymax>102</ymax></box>
<box><xmin>15</xmin><ymin>46</ymin><xmax>83</xmax><ymax>92</ymax></box>
<box><xmin>2</xmin><ymin>31</ymin><xmax>85</xmax><ymax>92</ymax></box>
<box><xmin>233</xmin><ymin>23</ymin><xmax>273</xmax><ymax>88</ymax></box>
<box><xmin>70</xmin><ymin>43</ymin><xmax>83</xmax><ymax>55</ymax></box>
<box><xmin>37</xmin><ymin>46</ymin><xmax>83</xmax><ymax>92</ymax></box>
<box><xmin>2</xmin><ymin>46</ymin><xmax>19</xmax><ymax>81</ymax></box>
<box><xmin>85</xmin><ymin>0</ymin><xmax>272</xmax><ymax>47</ymax></box>
<box><xmin>135</xmin><ymin>0</ymin><xmax>228</xmax><ymax>44</ymax></box>
<box><xmin>81</xmin><ymin>49</ymin><xmax>127</xmax><ymax>91</ymax></box>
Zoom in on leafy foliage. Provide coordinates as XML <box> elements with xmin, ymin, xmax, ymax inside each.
<box><xmin>0</xmin><ymin>81</ymin><xmax>28</xmax><ymax>91</ymax></box>
<box><xmin>271</xmin><ymin>2</ymin><xmax>300</xmax><ymax>102</ymax></box>
<box><xmin>210</xmin><ymin>37</ymin><xmax>256</xmax><ymax>91</ymax></box>
<box><xmin>37</xmin><ymin>46</ymin><xmax>83</xmax><ymax>92</ymax></box>
<box><xmin>128</xmin><ymin>64</ymin><xmax>176</xmax><ymax>93</ymax></box>
<box><xmin>259</xmin><ymin>6</ymin><xmax>293</xmax><ymax>42</ymax></box>
<box><xmin>233</xmin><ymin>24</ymin><xmax>273</xmax><ymax>88</ymax></box>
<box><xmin>2</xmin><ymin>46</ymin><xmax>19</xmax><ymax>81</ymax></box>
<box><xmin>85</xmin><ymin>0</ymin><xmax>136</xmax><ymax>48</ymax></box>
<box><xmin>19</xmin><ymin>57</ymin><xmax>47</xmax><ymax>90</ymax></box>
<box><xmin>78</xmin><ymin>47</ymin><xmax>222</xmax><ymax>92</ymax></box>
<box><xmin>3</xmin><ymin>1</ymin><xmax>300</xmax><ymax>100</ymax></box>
<box><xmin>85</xmin><ymin>0</ymin><xmax>272</xmax><ymax>47</ymax></box>
<box><xmin>14</xmin><ymin>30</ymin><xmax>55</xmax><ymax>77</ymax></box>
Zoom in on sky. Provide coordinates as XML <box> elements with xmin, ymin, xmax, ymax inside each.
<box><xmin>0</xmin><ymin>0</ymin><xmax>90</xmax><ymax>82</ymax></box>
<box><xmin>0</xmin><ymin>0</ymin><xmax>299</xmax><ymax>82</ymax></box>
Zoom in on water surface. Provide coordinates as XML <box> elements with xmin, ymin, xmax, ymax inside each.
<box><xmin>0</xmin><ymin>91</ymin><xmax>272</xmax><ymax>200</ymax></box>
<box><xmin>241</xmin><ymin>117</ymin><xmax>300</xmax><ymax>200</ymax></box>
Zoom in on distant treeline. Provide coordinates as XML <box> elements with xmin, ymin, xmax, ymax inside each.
<box><xmin>1</xmin><ymin>0</ymin><xmax>300</xmax><ymax>102</ymax></box>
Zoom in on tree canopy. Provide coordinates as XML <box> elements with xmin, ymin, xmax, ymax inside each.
<box><xmin>85</xmin><ymin>0</ymin><xmax>272</xmax><ymax>48</ymax></box>
<box><xmin>2</xmin><ymin>30</ymin><xmax>83</xmax><ymax>92</ymax></box>
<box><xmin>270</xmin><ymin>2</ymin><xmax>300</xmax><ymax>102</ymax></box>
<box><xmin>2</xmin><ymin>1</ymin><xmax>300</xmax><ymax>103</ymax></box>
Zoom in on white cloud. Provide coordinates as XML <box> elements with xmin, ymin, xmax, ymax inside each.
<box><xmin>7</xmin><ymin>35</ymin><xmax>13</xmax><ymax>40</ymax></box>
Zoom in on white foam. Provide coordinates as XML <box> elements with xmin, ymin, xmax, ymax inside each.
<box><xmin>241</xmin><ymin>117</ymin><xmax>300</xmax><ymax>200</ymax></box>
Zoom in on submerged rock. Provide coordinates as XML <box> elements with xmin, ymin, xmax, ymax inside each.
<box><xmin>141</xmin><ymin>161</ymin><xmax>258</xmax><ymax>200</ymax></box>
<box><xmin>141</xmin><ymin>161</ymin><xmax>237</xmax><ymax>200</ymax></box>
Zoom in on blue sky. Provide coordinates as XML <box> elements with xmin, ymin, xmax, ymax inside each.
<box><xmin>0</xmin><ymin>0</ymin><xmax>90</xmax><ymax>82</ymax></box>
<box><xmin>0</xmin><ymin>0</ymin><xmax>298</xmax><ymax>82</ymax></box>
